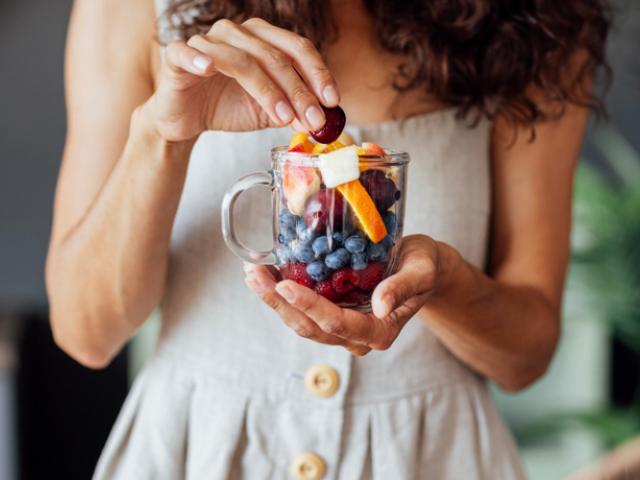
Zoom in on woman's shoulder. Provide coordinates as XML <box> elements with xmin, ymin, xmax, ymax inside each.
<box><xmin>69</xmin><ymin>0</ymin><xmax>158</xmax><ymax>80</ymax></box>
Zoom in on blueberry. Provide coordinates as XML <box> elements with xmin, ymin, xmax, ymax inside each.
<box><xmin>296</xmin><ymin>218</ymin><xmax>317</xmax><ymax>243</ymax></box>
<box><xmin>279</xmin><ymin>209</ymin><xmax>298</xmax><ymax>229</ymax></box>
<box><xmin>344</xmin><ymin>234</ymin><xmax>367</xmax><ymax>254</ymax></box>
<box><xmin>325</xmin><ymin>247</ymin><xmax>350</xmax><ymax>270</ymax></box>
<box><xmin>381</xmin><ymin>235</ymin><xmax>395</xmax><ymax>250</ymax></box>
<box><xmin>306</xmin><ymin>261</ymin><xmax>330</xmax><ymax>282</ymax></box>
<box><xmin>351</xmin><ymin>252</ymin><xmax>368</xmax><ymax>271</ymax></box>
<box><xmin>280</xmin><ymin>224</ymin><xmax>297</xmax><ymax>244</ymax></box>
<box><xmin>382</xmin><ymin>211</ymin><xmax>398</xmax><ymax>237</ymax></box>
<box><xmin>332</xmin><ymin>231</ymin><xmax>345</xmax><ymax>247</ymax></box>
<box><xmin>276</xmin><ymin>245</ymin><xmax>296</xmax><ymax>264</ymax></box>
<box><xmin>312</xmin><ymin>236</ymin><xmax>332</xmax><ymax>257</ymax></box>
<box><xmin>367</xmin><ymin>243</ymin><xmax>388</xmax><ymax>262</ymax></box>
<box><xmin>293</xmin><ymin>241</ymin><xmax>315</xmax><ymax>263</ymax></box>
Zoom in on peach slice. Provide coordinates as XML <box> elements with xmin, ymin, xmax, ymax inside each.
<box><xmin>285</xmin><ymin>133</ymin><xmax>319</xmax><ymax>214</ymax></box>
<box><xmin>362</xmin><ymin>142</ymin><xmax>385</xmax><ymax>155</ymax></box>
<box><xmin>336</xmin><ymin>180</ymin><xmax>388</xmax><ymax>243</ymax></box>
<box><xmin>289</xmin><ymin>132</ymin><xmax>314</xmax><ymax>153</ymax></box>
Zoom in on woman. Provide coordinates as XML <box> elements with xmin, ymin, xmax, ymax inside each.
<box><xmin>46</xmin><ymin>0</ymin><xmax>610</xmax><ymax>478</ymax></box>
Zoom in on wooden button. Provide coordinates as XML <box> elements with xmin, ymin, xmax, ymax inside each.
<box><xmin>290</xmin><ymin>452</ymin><xmax>326</xmax><ymax>480</ymax></box>
<box><xmin>304</xmin><ymin>364</ymin><xmax>340</xmax><ymax>398</ymax></box>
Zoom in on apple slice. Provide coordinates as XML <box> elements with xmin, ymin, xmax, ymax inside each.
<box><xmin>318</xmin><ymin>145</ymin><xmax>360</xmax><ymax>188</ymax></box>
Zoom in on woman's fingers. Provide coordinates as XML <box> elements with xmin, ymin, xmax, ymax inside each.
<box><xmin>371</xmin><ymin>236</ymin><xmax>439</xmax><ymax>318</ymax></box>
<box><xmin>242</xmin><ymin>18</ymin><xmax>340</xmax><ymax>108</ymax></box>
<box><xmin>245</xmin><ymin>267</ymin><xmax>370</xmax><ymax>355</ymax></box>
<box><xmin>204</xmin><ymin>19</ymin><xmax>327</xmax><ymax>131</ymax></box>
<box><xmin>274</xmin><ymin>280</ymin><xmax>401</xmax><ymax>351</ymax></box>
<box><xmin>164</xmin><ymin>40</ymin><xmax>217</xmax><ymax>77</ymax></box>
<box><xmin>187</xmin><ymin>35</ymin><xmax>293</xmax><ymax>126</ymax></box>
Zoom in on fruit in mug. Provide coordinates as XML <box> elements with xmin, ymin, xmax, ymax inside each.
<box><xmin>338</xmin><ymin>131</ymin><xmax>354</xmax><ymax>146</ymax></box>
<box><xmin>336</xmin><ymin>180</ymin><xmax>388</xmax><ymax>243</ymax></box>
<box><xmin>312</xmin><ymin>236</ymin><xmax>332</xmax><ymax>257</ymax></box>
<box><xmin>331</xmin><ymin>268</ymin><xmax>359</xmax><ymax>294</ymax></box>
<box><xmin>309</xmin><ymin>106</ymin><xmax>346</xmax><ymax>144</ymax></box>
<box><xmin>312</xmin><ymin>140</ymin><xmax>345</xmax><ymax>154</ymax></box>
<box><xmin>288</xmin><ymin>132</ymin><xmax>314</xmax><ymax>153</ymax></box>
<box><xmin>382</xmin><ymin>211</ymin><xmax>398</xmax><ymax>237</ymax></box>
<box><xmin>279</xmin><ymin>209</ymin><xmax>298</xmax><ymax>229</ymax></box>
<box><xmin>276</xmin><ymin>245</ymin><xmax>297</xmax><ymax>264</ymax></box>
<box><xmin>361</xmin><ymin>142</ymin><xmax>385</xmax><ymax>156</ymax></box>
<box><xmin>293</xmin><ymin>241</ymin><xmax>316</xmax><ymax>263</ymax></box>
<box><xmin>366</xmin><ymin>242</ymin><xmax>388</xmax><ymax>262</ymax></box>
<box><xmin>295</xmin><ymin>217</ymin><xmax>317</xmax><ymax>243</ymax></box>
<box><xmin>315</xmin><ymin>280</ymin><xmax>343</xmax><ymax>302</ymax></box>
<box><xmin>355</xmin><ymin>262</ymin><xmax>385</xmax><ymax>291</ymax></box>
<box><xmin>283</xmin><ymin>164</ymin><xmax>321</xmax><ymax>215</ymax></box>
<box><xmin>360</xmin><ymin>169</ymin><xmax>401</xmax><ymax>212</ymax></box>
<box><xmin>318</xmin><ymin>145</ymin><xmax>361</xmax><ymax>188</ymax></box>
<box><xmin>344</xmin><ymin>233</ymin><xmax>367</xmax><ymax>254</ymax></box>
<box><xmin>381</xmin><ymin>235</ymin><xmax>395</xmax><ymax>250</ymax></box>
<box><xmin>303</xmin><ymin>189</ymin><xmax>344</xmax><ymax>232</ymax></box>
<box><xmin>351</xmin><ymin>252</ymin><xmax>368</xmax><ymax>271</ymax></box>
<box><xmin>342</xmin><ymin>289</ymin><xmax>370</xmax><ymax>305</ymax></box>
<box><xmin>283</xmin><ymin>263</ymin><xmax>315</xmax><ymax>288</ymax></box>
<box><xmin>324</xmin><ymin>247</ymin><xmax>350</xmax><ymax>270</ymax></box>
<box><xmin>306</xmin><ymin>261</ymin><xmax>330</xmax><ymax>282</ymax></box>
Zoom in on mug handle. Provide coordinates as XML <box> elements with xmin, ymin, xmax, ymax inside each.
<box><xmin>221</xmin><ymin>170</ymin><xmax>277</xmax><ymax>265</ymax></box>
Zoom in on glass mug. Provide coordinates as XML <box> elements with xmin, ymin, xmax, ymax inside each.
<box><xmin>222</xmin><ymin>146</ymin><xmax>409</xmax><ymax>312</ymax></box>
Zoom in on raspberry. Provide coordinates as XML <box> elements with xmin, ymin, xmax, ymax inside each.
<box><xmin>283</xmin><ymin>263</ymin><xmax>315</xmax><ymax>288</ymax></box>
<box><xmin>342</xmin><ymin>289</ymin><xmax>370</xmax><ymax>306</ymax></box>
<box><xmin>355</xmin><ymin>262</ymin><xmax>386</xmax><ymax>292</ymax></box>
<box><xmin>331</xmin><ymin>268</ymin><xmax>358</xmax><ymax>294</ymax></box>
<box><xmin>314</xmin><ymin>280</ymin><xmax>343</xmax><ymax>302</ymax></box>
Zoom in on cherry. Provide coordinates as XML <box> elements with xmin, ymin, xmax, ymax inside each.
<box><xmin>360</xmin><ymin>170</ymin><xmax>401</xmax><ymax>212</ymax></box>
<box><xmin>309</xmin><ymin>106</ymin><xmax>346</xmax><ymax>144</ymax></box>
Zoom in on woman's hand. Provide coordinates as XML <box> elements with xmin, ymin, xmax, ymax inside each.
<box><xmin>244</xmin><ymin>235</ymin><xmax>442</xmax><ymax>356</ymax></box>
<box><xmin>149</xmin><ymin>17</ymin><xmax>340</xmax><ymax>142</ymax></box>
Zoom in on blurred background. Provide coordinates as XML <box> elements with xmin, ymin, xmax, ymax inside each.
<box><xmin>1</xmin><ymin>0</ymin><xmax>639</xmax><ymax>479</ymax></box>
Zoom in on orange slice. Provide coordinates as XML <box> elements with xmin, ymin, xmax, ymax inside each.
<box><xmin>289</xmin><ymin>132</ymin><xmax>314</xmax><ymax>152</ymax></box>
<box><xmin>336</xmin><ymin>180</ymin><xmax>388</xmax><ymax>243</ymax></box>
<box><xmin>312</xmin><ymin>140</ymin><xmax>345</xmax><ymax>154</ymax></box>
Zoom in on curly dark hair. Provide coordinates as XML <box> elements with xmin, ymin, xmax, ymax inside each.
<box><xmin>158</xmin><ymin>0</ymin><xmax>611</xmax><ymax>128</ymax></box>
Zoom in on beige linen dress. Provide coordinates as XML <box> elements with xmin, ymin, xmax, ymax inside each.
<box><xmin>94</xmin><ymin>7</ymin><xmax>526</xmax><ymax>476</ymax></box>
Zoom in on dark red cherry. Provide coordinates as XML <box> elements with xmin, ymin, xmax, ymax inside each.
<box><xmin>360</xmin><ymin>169</ymin><xmax>401</xmax><ymax>212</ymax></box>
<box><xmin>309</xmin><ymin>106</ymin><xmax>346</xmax><ymax>144</ymax></box>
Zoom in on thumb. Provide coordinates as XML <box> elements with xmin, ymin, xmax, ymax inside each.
<box><xmin>371</xmin><ymin>248</ymin><xmax>438</xmax><ymax>319</ymax></box>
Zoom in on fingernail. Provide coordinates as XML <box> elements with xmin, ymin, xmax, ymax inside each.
<box><xmin>193</xmin><ymin>55</ymin><xmax>211</xmax><ymax>72</ymax></box>
<box><xmin>382</xmin><ymin>291</ymin><xmax>396</xmax><ymax>315</ymax></box>
<box><xmin>275</xmin><ymin>101</ymin><xmax>294</xmax><ymax>124</ymax></box>
<box><xmin>305</xmin><ymin>105</ymin><xmax>325</xmax><ymax>130</ymax></box>
<box><xmin>322</xmin><ymin>85</ymin><xmax>339</xmax><ymax>106</ymax></box>
<box><xmin>246</xmin><ymin>276</ymin><xmax>267</xmax><ymax>294</ymax></box>
<box><xmin>276</xmin><ymin>283</ymin><xmax>296</xmax><ymax>303</ymax></box>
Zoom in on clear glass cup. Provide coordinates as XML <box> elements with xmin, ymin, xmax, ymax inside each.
<box><xmin>222</xmin><ymin>146</ymin><xmax>409</xmax><ymax>312</ymax></box>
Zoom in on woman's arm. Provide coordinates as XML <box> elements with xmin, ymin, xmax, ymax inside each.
<box><xmin>48</xmin><ymin>1</ymin><xmax>340</xmax><ymax>369</ymax></box>
<box><xmin>246</xmin><ymin>99</ymin><xmax>588</xmax><ymax>392</ymax></box>
<box><xmin>46</xmin><ymin>0</ymin><xmax>192</xmax><ymax>368</ymax></box>
<box><xmin>417</xmin><ymin>102</ymin><xmax>588</xmax><ymax>391</ymax></box>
